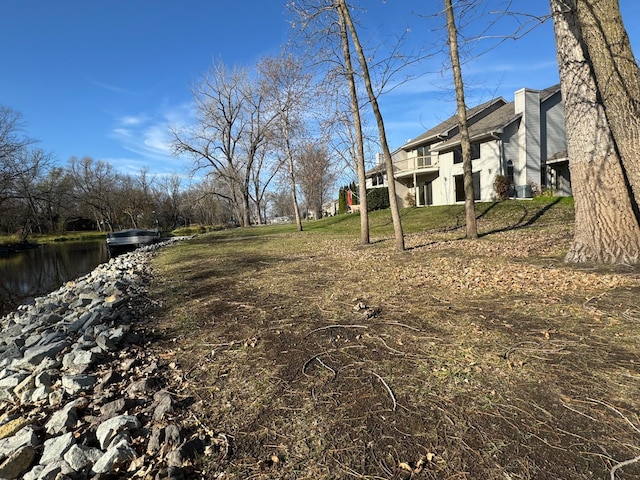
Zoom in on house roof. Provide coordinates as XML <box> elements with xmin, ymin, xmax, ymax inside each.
<box><xmin>399</xmin><ymin>84</ymin><xmax>562</xmax><ymax>152</ymax></box>
<box><xmin>540</xmin><ymin>83</ymin><xmax>562</xmax><ymax>101</ymax></box>
<box><xmin>365</xmin><ymin>163</ymin><xmax>386</xmax><ymax>176</ymax></box>
<box><xmin>400</xmin><ymin>97</ymin><xmax>508</xmax><ymax>150</ymax></box>
<box><xmin>433</xmin><ymin>103</ymin><xmax>520</xmax><ymax>151</ymax></box>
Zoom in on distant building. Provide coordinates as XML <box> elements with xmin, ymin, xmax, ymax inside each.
<box><xmin>367</xmin><ymin>85</ymin><xmax>570</xmax><ymax>207</ymax></box>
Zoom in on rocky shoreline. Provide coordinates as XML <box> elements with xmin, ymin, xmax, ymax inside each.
<box><xmin>0</xmin><ymin>238</ymin><xmax>215</xmax><ymax>479</ymax></box>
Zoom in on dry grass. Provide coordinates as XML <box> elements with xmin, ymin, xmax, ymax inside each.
<box><xmin>145</xmin><ymin>200</ymin><xmax>640</xmax><ymax>479</ymax></box>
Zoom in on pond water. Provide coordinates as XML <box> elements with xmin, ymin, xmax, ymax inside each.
<box><xmin>0</xmin><ymin>240</ymin><xmax>109</xmax><ymax>317</ymax></box>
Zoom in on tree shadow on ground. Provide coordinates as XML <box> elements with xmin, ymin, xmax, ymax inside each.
<box><xmin>479</xmin><ymin>197</ymin><xmax>562</xmax><ymax>237</ymax></box>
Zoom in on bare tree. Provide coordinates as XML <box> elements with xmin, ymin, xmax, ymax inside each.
<box><xmin>250</xmin><ymin>147</ymin><xmax>282</xmax><ymax>225</ymax></box>
<box><xmin>444</xmin><ymin>0</ymin><xmax>478</xmax><ymax>239</ymax></box>
<box><xmin>288</xmin><ymin>0</ymin><xmax>373</xmax><ymax>242</ymax></box>
<box><xmin>335</xmin><ymin>2</ymin><xmax>370</xmax><ymax>243</ymax></box>
<box><xmin>336</xmin><ymin>0</ymin><xmax>405</xmax><ymax>250</ymax></box>
<box><xmin>157</xmin><ymin>174</ymin><xmax>184</xmax><ymax>229</ymax></box>
<box><xmin>172</xmin><ymin>62</ymin><xmax>275</xmax><ymax>227</ymax></box>
<box><xmin>0</xmin><ymin>106</ymin><xmax>36</xmax><ymax>209</ymax></box>
<box><xmin>67</xmin><ymin>157</ymin><xmax>119</xmax><ymax>231</ymax></box>
<box><xmin>551</xmin><ymin>0</ymin><xmax>640</xmax><ymax>264</ymax></box>
<box><xmin>297</xmin><ymin>141</ymin><xmax>336</xmax><ymax>219</ymax></box>
<box><xmin>258</xmin><ymin>54</ymin><xmax>315</xmax><ymax>232</ymax></box>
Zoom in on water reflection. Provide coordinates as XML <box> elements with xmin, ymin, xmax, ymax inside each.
<box><xmin>0</xmin><ymin>241</ymin><xmax>109</xmax><ymax>317</ymax></box>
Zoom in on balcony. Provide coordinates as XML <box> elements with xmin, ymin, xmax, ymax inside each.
<box><xmin>394</xmin><ymin>155</ymin><xmax>439</xmax><ymax>178</ymax></box>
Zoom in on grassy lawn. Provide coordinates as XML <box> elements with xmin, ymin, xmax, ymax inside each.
<box><xmin>146</xmin><ymin>197</ymin><xmax>640</xmax><ymax>479</ymax></box>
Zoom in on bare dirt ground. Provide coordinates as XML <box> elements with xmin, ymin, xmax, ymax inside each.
<box><xmin>144</xmin><ymin>202</ymin><xmax>640</xmax><ymax>479</ymax></box>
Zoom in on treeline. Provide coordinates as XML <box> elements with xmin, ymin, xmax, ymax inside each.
<box><xmin>0</xmin><ymin>152</ymin><xmax>240</xmax><ymax>237</ymax></box>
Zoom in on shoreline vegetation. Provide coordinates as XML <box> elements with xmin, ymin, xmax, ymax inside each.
<box><xmin>0</xmin><ymin>232</ymin><xmax>107</xmax><ymax>257</ymax></box>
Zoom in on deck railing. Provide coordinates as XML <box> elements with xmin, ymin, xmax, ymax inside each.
<box><xmin>394</xmin><ymin>155</ymin><xmax>438</xmax><ymax>175</ymax></box>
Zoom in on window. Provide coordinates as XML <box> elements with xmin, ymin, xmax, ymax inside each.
<box><xmin>372</xmin><ymin>172</ymin><xmax>385</xmax><ymax>186</ymax></box>
<box><xmin>454</xmin><ymin>172</ymin><xmax>481</xmax><ymax>202</ymax></box>
<box><xmin>506</xmin><ymin>160</ymin><xmax>514</xmax><ymax>186</ymax></box>
<box><xmin>416</xmin><ymin>146</ymin><xmax>431</xmax><ymax>167</ymax></box>
<box><xmin>419</xmin><ymin>181</ymin><xmax>433</xmax><ymax>206</ymax></box>
<box><xmin>453</xmin><ymin>143</ymin><xmax>481</xmax><ymax>164</ymax></box>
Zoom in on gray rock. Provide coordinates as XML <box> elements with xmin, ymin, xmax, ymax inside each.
<box><xmin>36</xmin><ymin>331</ymin><xmax>65</xmax><ymax>347</ymax></box>
<box><xmin>0</xmin><ymin>445</ymin><xmax>36</xmax><ymax>479</ymax></box>
<box><xmin>63</xmin><ymin>443</ymin><xmax>103</xmax><ymax>471</ymax></box>
<box><xmin>41</xmin><ymin>313</ymin><xmax>62</xmax><ymax>325</ymax></box>
<box><xmin>94</xmin><ymin>370</ymin><xmax>122</xmax><ymax>394</ymax></box>
<box><xmin>164</xmin><ymin>424</ymin><xmax>182</xmax><ymax>446</ymax></box>
<box><xmin>61</xmin><ymin>374</ymin><xmax>96</xmax><ymax>395</ymax></box>
<box><xmin>32</xmin><ymin>459</ymin><xmax>74</xmax><ymax>480</ymax></box>
<box><xmin>80</xmin><ymin>310</ymin><xmax>103</xmax><ymax>332</ymax></box>
<box><xmin>20</xmin><ymin>340</ymin><xmax>67</xmax><ymax>369</ymax></box>
<box><xmin>0</xmin><ymin>372</ymin><xmax>28</xmax><ymax>401</ymax></box>
<box><xmin>91</xmin><ymin>438</ymin><xmax>136</xmax><ymax>474</ymax></box>
<box><xmin>96</xmin><ymin>414</ymin><xmax>140</xmax><ymax>450</ymax></box>
<box><xmin>39</xmin><ymin>432</ymin><xmax>75</xmax><ymax>465</ymax></box>
<box><xmin>29</xmin><ymin>384</ymin><xmax>50</xmax><ymax>403</ymax></box>
<box><xmin>62</xmin><ymin>349</ymin><xmax>98</xmax><ymax>371</ymax></box>
<box><xmin>21</xmin><ymin>464</ymin><xmax>43</xmax><ymax>480</ymax></box>
<box><xmin>125</xmin><ymin>377</ymin><xmax>160</xmax><ymax>396</ymax></box>
<box><xmin>95</xmin><ymin>334</ymin><xmax>117</xmax><ymax>352</ymax></box>
<box><xmin>45</xmin><ymin>398</ymin><xmax>88</xmax><ymax>435</ymax></box>
<box><xmin>0</xmin><ymin>348</ymin><xmax>22</xmax><ymax>369</ymax></box>
<box><xmin>35</xmin><ymin>370</ymin><xmax>55</xmax><ymax>388</ymax></box>
<box><xmin>166</xmin><ymin>437</ymin><xmax>204</xmax><ymax>467</ymax></box>
<box><xmin>0</xmin><ymin>425</ymin><xmax>39</xmax><ymax>458</ymax></box>
<box><xmin>146</xmin><ymin>426</ymin><xmax>164</xmax><ymax>455</ymax></box>
<box><xmin>155</xmin><ymin>466</ymin><xmax>185</xmax><ymax>480</ymax></box>
<box><xmin>100</xmin><ymin>397</ymin><xmax>133</xmax><ymax>419</ymax></box>
<box><xmin>153</xmin><ymin>391</ymin><xmax>174</xmax><ymax>420</ymax></box>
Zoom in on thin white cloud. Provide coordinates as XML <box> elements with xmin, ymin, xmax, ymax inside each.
<box><xmin>92</xmin><ymin>80</ymin><xmax>137</xmax><ymax>95</ymax></box>
<box><xmin>108</xmin><ymin>102</ymin><xmax>196</xmax><ymax>174</ymax></box>
<box><xmin>119</xmin><ymin>115</ymin><xmax>147</xmax><ymax>126</ymax></box>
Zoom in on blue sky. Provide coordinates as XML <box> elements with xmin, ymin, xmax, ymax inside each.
<box><xmin>2</xmin><ymin>0</ymin><xmax>639</xmax><ymax>178</ymax></box>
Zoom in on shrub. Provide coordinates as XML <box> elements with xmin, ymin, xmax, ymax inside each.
<box><xmin>493</xmin><ymin>175</ymin><xmax>510</xmax><ymax>200</ymax></box>
<box><xmin>405</xmin><ymin>192</ymin><xmax>416</xmax><ymax>207</ymax></box>
<box><xmin>367</xmin><ymin>187</ymin><xmax>390</xmax><ymax>211</ymax></box>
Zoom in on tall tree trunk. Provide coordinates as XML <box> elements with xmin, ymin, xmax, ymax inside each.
<box><xmin>336</xmin><ymin>1</ymin><xmax>369</xmax><ymax>245</ymax></box>
<box><xmin>337</xmin><ymin>0</ymin><xmax>404</xmax><ymax>251</ymax></box>
<box><xmin>551</xmin><ymin>0</ymin><xmax>640</xmax><ymax>264</ymax></box>
<box><xmin>444</xmin><ymin>0</ymin><xmax>477</xmax><ymax>239</ymax></box>
<box><xmin>574</xmin><ymin>0</ymin><xmax>640</xmax><ymax>199</ymax></box>
<box><xmin>283</xmin><ymin>122</ymin><xmax>303</xmax><ymax>232</ymax></box>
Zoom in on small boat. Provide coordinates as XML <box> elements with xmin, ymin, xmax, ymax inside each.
<box><xmin>106</xmin><ymin>228</ymin><xmax>160</xmax><ymax>255</ymax></box>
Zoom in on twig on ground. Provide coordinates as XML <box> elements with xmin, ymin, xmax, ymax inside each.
<box><xmin>302</xmin><ymin>352</ymin><xmax>327</xmax><ymax>375</ymax></box>
<box><xmin>304</xmin><ymin>324</ymin><xmax>369</xmax><ymax>338</ymax></box>
<box><xmin>587</xmin><ymin>398</ymin><xmax>640</xmax><ymax>435</ymax></box>
<box><xmin>369</xmin><ymin>370</ymin><xmax>397</xmax><ymax>411</ymax></box>
<box><xmin>560</xmin><ymin>402</ymin><xmax>598</xmax><ymax>422</ymax></box>
<box><xmin>622</xmin><ymin>309</ymin><xmax>640</xmax><ymax>322</ymax></box>
<box><xmin>610</xmin><ymin>453</ymin><xmax>640</xmax><ymax>480</ymax></box>
<box><xmin>316</xmin><ymin>357</ymin><xmax>336</xmax><ymax>379</ymax></box>
<box><xmin>374</xmin><ymin>321</ymin><xmax>422</xmax><ymax>331</ymax></box>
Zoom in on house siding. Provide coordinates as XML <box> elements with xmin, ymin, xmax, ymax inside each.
<box><xmin>542</xmin><ymin>91</ymin><xmax>566</xmax><ymax>160</ymax></box>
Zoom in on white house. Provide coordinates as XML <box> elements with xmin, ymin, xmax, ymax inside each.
<box><xmin>367</xmin><ymin>85</ymin><xmax>571</xmax><ymax>207</ymax></box>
